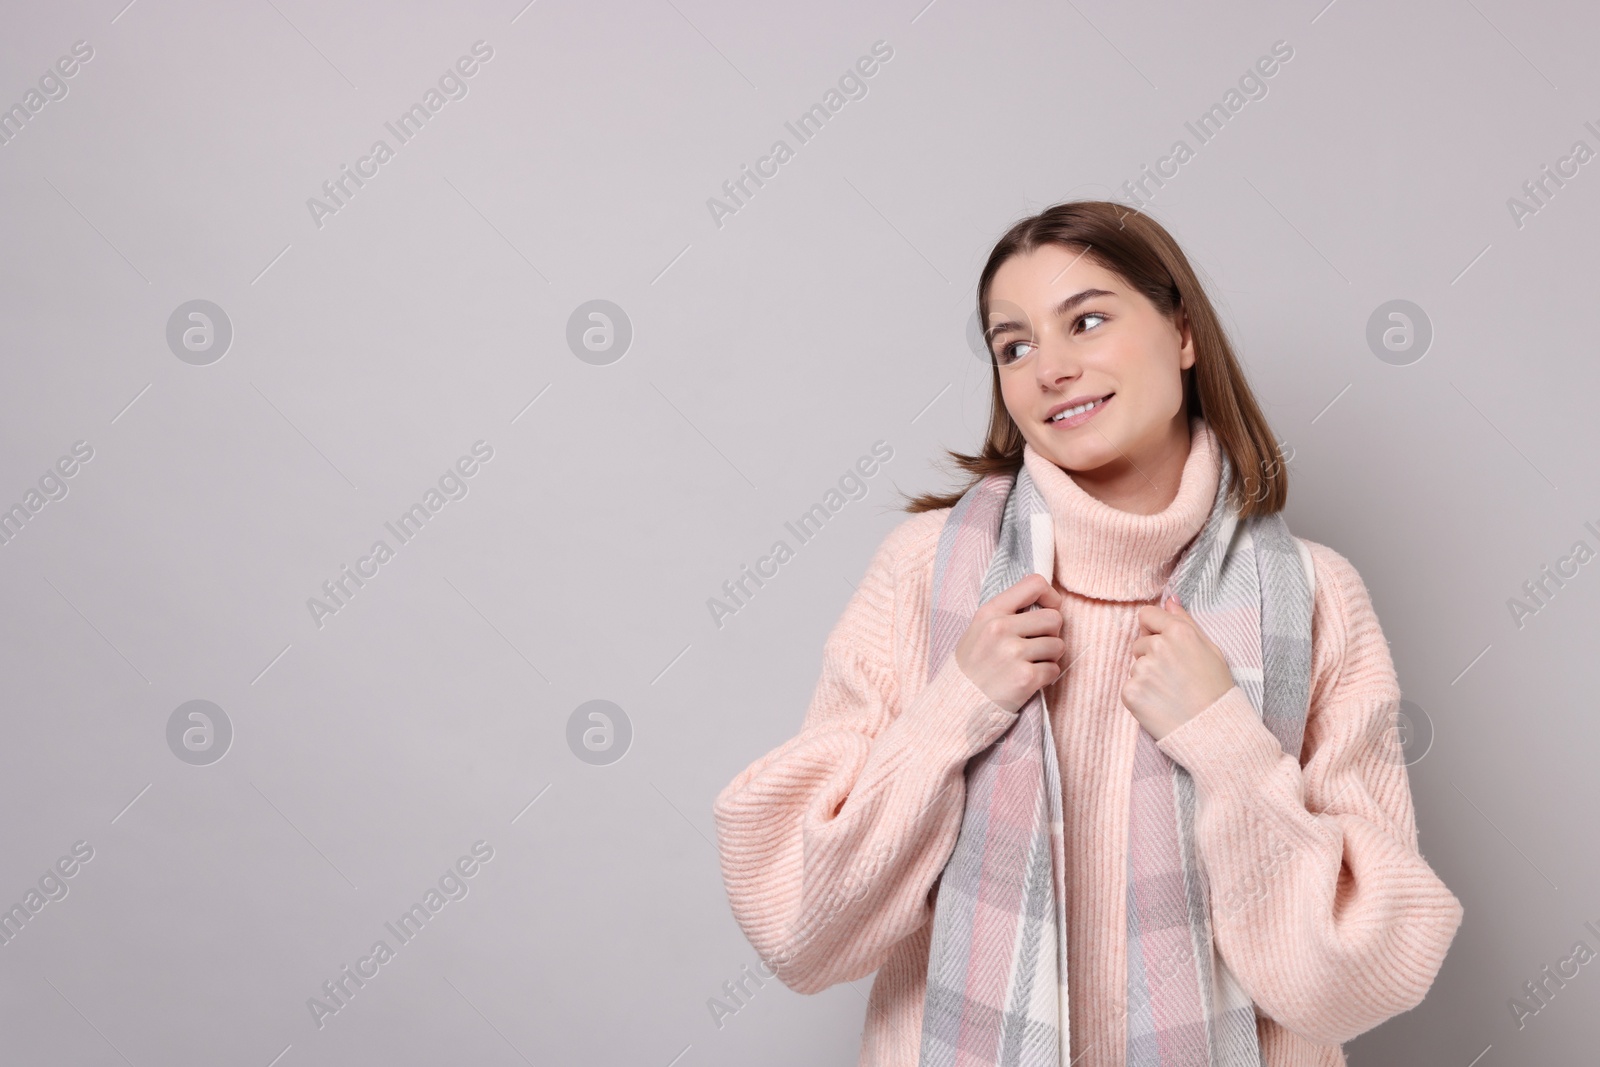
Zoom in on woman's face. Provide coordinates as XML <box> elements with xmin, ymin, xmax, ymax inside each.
<box><xmin>985</xmin><ymin>243</ymin><xmax>1195</xmax><ymax>479</ymax></box>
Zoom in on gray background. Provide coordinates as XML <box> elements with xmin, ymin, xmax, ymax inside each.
<box><xmin>0</xmin><ymin>0</ymin><xmax>1592</xmax><ymax>1064</ymax></box>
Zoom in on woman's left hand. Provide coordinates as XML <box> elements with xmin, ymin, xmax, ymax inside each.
<box><xmin>1121</xmin><ymin>594</ymin><xmax>1236</xmax><ymax>742</ymax></box>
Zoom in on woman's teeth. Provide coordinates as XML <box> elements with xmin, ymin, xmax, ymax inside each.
<box><xmin>1049</xmin><ymin>396</ymin><xmax>1108</xmax><ymax>422</ymax></box>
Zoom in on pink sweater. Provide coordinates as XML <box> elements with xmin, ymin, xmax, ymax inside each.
<box><xmin>712</xmin><ymin>419</ymin><xmax>1463</xmax><ymax>1067</ymax></box>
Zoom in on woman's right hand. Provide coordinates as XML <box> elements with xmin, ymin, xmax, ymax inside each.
<box><xmin>952</xmin><ymin>573</ymin><xmax>1067</xmax><ymax>715</ymax></box>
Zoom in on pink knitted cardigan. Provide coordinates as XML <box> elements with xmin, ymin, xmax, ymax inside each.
<box><xmin>712</xmin><ymin>419</ymin><xmax>1463</xmax><ymax>1067</ymax></box>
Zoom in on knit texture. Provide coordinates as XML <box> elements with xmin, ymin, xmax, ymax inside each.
<box><xmin>712</xmin><ymin>419</ymin><xmax>1464</xmax><ymax>1067</ymax></box>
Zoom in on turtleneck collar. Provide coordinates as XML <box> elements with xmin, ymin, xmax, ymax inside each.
<box><xmin>1021</xmin><ymin>414</ymin><xmax>1220</xmax><ymax>603</ymax></box>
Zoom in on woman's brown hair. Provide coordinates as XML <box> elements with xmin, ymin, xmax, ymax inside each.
<box><xmin>901</xmin><ymin>200</ymin><xmax>1289</xmax><ymax>518</ymax></box>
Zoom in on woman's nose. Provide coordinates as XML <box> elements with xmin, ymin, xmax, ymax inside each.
<box><xmin>1033</xmin><ymin>332</ymin><xmax>1078</xmax><ymax>383</ymax></box>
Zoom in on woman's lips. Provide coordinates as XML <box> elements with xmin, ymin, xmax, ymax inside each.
<box><xmin>1046</xmin><ymin>394</ymin><xmax>1112</xmax><ymax>429</ymax></box>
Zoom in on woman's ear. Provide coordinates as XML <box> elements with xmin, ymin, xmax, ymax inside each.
<box><xmin>1174</xmin><ymin>304</ymin><xmax>1197</xmax><ymax>369</ymax></box>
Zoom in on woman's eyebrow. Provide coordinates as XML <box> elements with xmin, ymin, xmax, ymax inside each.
<box><xmin>984</xmin><ymin>288</ymin><xmax>1118</xmax><ymax>342</ymax></box>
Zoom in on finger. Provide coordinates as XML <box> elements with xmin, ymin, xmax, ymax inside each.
<box><xmin>984</xmin><ymin>573</ymin><xmax>1054</xmax><ymax>617</ymax></box>
<box><xmin>1167</xmin><ymin>595</ymin><xmax>1207</xmax><ymax>633</ymax></box>
<box><xmin>1169</xmin><ymin>600</ymin><xmax>1220</xmax><ymax>650</ymax></box>
<box><xmin>1019</xmin><ymin>572</ymin><xmax>1063</xmax><ymax>613</ymax></box>
<box><xmin>1015</xmin><ymin>634</ymin><xmax>1067</xmax><ymax>664</ymax></box>
<box><xmin>1003</xmin><ymin>606</ymin><xmax>1063</xmax><ymax>639</ymax></box>
<box><xmin>1138</xmin><ymin>602</ymin><xmax>1180</xmax><ymax>634</ymax></box>
<box><xmin>1134</xmin><ymin>604</ymin><xmax>1165</xmax><ymax>635</ymax></box>
<box><xmin>1160</xmin><ymin>597</ymin><xmax>1216</xmax><ymax>646</ymax></box>
<box><xmin>1034</xmin><ymin>578</ymin><xmax>1064</xmax><ymax>609</ymax></box>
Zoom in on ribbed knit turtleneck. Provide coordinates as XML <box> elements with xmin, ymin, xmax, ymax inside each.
<box><xmin>1022</xmin><ymin>414</ymin><xmax>1220</xmax><ymax>602</ymax></box>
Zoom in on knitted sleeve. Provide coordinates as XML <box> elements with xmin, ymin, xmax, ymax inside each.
<box><xmin>711</xmin><ymin>514</ymin><xmax>1018</xmax><ymax>995</ymax></box>
<box><xmin>1152</xmin><ymin>539</ymin><xmax>1464</xmax><ymax>1047</ymax></box>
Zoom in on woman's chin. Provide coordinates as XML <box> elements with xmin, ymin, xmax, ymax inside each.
<box><xmin>1034</xmin><ymin>439</ymin><xmax>1119</xmax><ymax>475</ymax></box>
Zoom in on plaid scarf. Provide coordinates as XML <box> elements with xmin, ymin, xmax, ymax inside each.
<box><xmin>917</xmin><ymin>442</ymin><xmax>1314</xmax><ymax>1067</ymax></box>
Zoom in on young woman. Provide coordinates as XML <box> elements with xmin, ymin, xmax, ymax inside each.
<box><xmin>712</xmin><ymin>201</ymin><xmax>1463</xmax><ymax>1067</ymax></box>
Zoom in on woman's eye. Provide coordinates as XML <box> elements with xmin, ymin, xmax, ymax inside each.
<box><xmin>1077</xmin><ymin>312</ymin><xmax>1107</xmax><ymax>332</ymax></box>
<box><xmin>998</xmin><ymin>341</ymin><xmax>1035</xmax><ymax>364</ymax></box>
